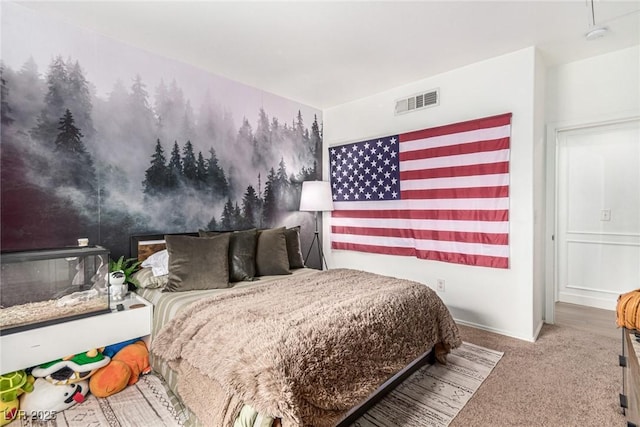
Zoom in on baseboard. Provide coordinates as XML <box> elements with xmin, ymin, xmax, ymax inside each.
<box><xmin>454</xmin><ymin>318</ymin><xmax>537</xmax><ymax>342</ymax></box>
<box><xmin>558</xmin><ymin>293</ymin><xmax>617</xmax><ymax>311</ymax></box>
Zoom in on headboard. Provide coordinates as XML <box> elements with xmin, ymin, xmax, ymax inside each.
<box><xmin>130</xmin><ymin>232</ymin><xmax>199</xmax><ymax>262</ymax></box>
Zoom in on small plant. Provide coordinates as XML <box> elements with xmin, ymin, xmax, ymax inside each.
<box><xmin>109</xmin><ymin>256</ymin><xmax>142</xmax><ymax>288</ymax></box>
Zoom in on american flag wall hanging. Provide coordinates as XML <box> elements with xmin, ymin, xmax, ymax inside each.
<box><xmin>329</xmin><ymin>113</ymin><xmax>512</xmax><ymax>269</ymax></box>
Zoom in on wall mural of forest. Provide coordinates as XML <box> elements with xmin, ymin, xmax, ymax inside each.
<box><xmin>0</xmin><ymin>4</ymin><xmax>322</xmax><ymax>263</ymax></box>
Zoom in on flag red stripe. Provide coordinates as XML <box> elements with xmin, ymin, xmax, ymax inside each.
<box><xmin>331</xmin><ymin>241</ymin><xmax>509</xmax><ymax>268</ymax></box>
<box><xmin>399</xmin><ymin>113</ymin><xmax>513</xmax><ymax>142</ymax></box>
<box><xmin>400</xmin><ymin>162</ymin><xmax>509</xmax><ymax>180</ymax></box>
<box><xmin>402</xmin><ymin>186</ymin><xmax>509</xmax><ymax>200</ymax></box>
<box><xmin>331</xmin><ymin>209</ymin><xmax>509</xmax><ymax>221</ymax></box>
<box><xmin>399</xmin><ymin>138</ymin><xmax>509</xmax><ymax>161</ymax></box>
<box><xmin>332</xmin><ymin>225</ymin><xmax>509</xmax><ymax>245</ymax></box>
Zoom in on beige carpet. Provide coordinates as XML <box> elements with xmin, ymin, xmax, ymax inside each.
<box><xmin>452</xmin><ymin>324</ymin><xmax>626</xmax><ymax>427</ymax></box>
<box><xmin>352</xmin><ymin>342</ymin><xmax>503</xmax><ymax>426</ymax></box>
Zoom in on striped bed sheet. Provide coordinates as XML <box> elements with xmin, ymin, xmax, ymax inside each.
<box><xmin>135</xmin><ymin>268</ymin><xmax>319</xmax><ymax>427</ymax></box>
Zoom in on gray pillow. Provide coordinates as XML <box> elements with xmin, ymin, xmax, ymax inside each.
<box><xmin>199</xmin><ymin>229</ymin><xmax>258</xmax><ymax>282</ymax></box>
<box><xmin>164</xmin><ymin>234</ymin><xmax>230</xmax><ymax>292</ymax></box>
<box><xmin>255</xmin><ymin>227</ymin><xmax>291</xmax><ymax>276</ymax></box>
<box><xmin>284</xmin><ymin>226</ymin><xmax>305</xmax><ymax>269</ymax></box>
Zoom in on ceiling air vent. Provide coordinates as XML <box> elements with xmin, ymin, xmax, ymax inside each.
<box><xmin>395</xmin><ymin>88</ymin><xmax>439</xmax><ymax>115</ymax></box>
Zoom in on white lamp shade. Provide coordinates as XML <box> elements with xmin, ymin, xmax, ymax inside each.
<box><xmin>299</xmin><ymin>181</ymin><xmax>334</xmax><ymax>212</ymax></box>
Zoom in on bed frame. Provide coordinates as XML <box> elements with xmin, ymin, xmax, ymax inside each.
<box><xmin>129</xmin><ymin>232</ymin><xmax>436</xmax><ymax>426</ymax></box>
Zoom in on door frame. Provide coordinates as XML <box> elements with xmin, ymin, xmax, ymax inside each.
<box><xmin>544</xmin><ymin>114</ymin><xmax>640</xmax><ymax>325</ymax></box>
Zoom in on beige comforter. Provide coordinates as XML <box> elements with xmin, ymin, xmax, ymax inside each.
<box><xmin>152</xmin><ymin>268</ymin><xmax>461</xmax><ymax>427</ymax></box>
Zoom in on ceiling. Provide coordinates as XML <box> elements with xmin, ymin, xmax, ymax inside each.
<box><xmin>14</xmin><ymin>0</ymin><xmax>640</xmax><ymax>109</ymax></box>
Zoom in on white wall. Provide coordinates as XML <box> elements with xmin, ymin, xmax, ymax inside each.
<box><xmin>544</xmin><ymin>46</ymin><xmax>640</xmax><ymax>318</ymax></box>
<box><xmin>532</xmin><ymin>49</ymin><xmax>546</xmax><ymax>337</ymax></box>
<box><xmin>323</xmin><ymin>47</ymin><xmax>541</xmax><ymax>341</ymax></box>
<box><xmin>546</xmin><ymin>45</ymin><xmax>640</xmax><ymax>125</ymax></box>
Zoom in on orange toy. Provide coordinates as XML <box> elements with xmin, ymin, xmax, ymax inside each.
<box><xmin>89</xmin><ymin>341</ymin><xmax>151</xmax><ymax>398</ymax></box>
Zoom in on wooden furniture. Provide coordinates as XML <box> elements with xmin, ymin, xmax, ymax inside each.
<box><xmin>621</xmin><ymin>328</ymin><xmax>640</xmax><ymax>427</ymax></box>
<box><xmin>0</xmin><ymin>293</ymin><xmax>152</xmax><ymax>374</ymax></box>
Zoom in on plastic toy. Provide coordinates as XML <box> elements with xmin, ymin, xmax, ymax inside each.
<box><xmin>32</xmin><ymin>349</ymin><xmax>110</xmax><ymax>385</ymax></box>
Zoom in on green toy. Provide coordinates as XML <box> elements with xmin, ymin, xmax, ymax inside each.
<box><xmin>0</xmin><ymin>370</ymin><xmax>34</xmax><ymax>402</ymax></box>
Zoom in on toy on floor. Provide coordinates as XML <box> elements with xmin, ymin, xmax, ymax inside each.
<box><xmin>102</xmin><ymin>338</ymin><xmax>140</xmax><ymax>358</ymax></box>
<box><xmin>1</xmin><ymin>399</ymin><xmax>20</xmax><ymax>426</ymax></box>
<box><xmin>20</xmin><ymin>378</ymin><xmax>88</xmax><ymax>420</ymax></box>
<box><xmin>90</xmin><ymin>340</ymin><xmax>151</xmax><ymax>398</ymax></box>
<box><xmin>0</xmin><ymin>370</ymin><xmax>34</xmax><ymax>402</ymax></box>
<box><xmin>31</xmin><ymin>348</ymin><xmax>110</xmax><ymax>384</ymax></box>
<box><xmin>0</xmin><ymin>370</ymin><xmax>34</xmax><ymax>426</ymax></box>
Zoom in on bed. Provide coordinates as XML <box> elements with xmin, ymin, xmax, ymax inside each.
<box><xmin>130</xmin><ymin>227</ymin><xmax>461</xmax><ymax>427</ymax></box>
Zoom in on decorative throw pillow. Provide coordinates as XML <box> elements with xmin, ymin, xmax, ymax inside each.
<box><xmin>228</xmin><ymin>229</ymin><xmax>258</xmax><ymax>282</ymax></box>
<box><xmin>200</xmin><ymin>229</ymin><xmax>258</xmax><ymax>282</ymax></box>
<box><xmin>164</xmin><ymin>234</ymin><xmax>230</xmax><ymax>292</ymax></box>
<box><xmin>255</xmin><ymin>227</ymin><xmax>291</xmax><ymax>276</ymax></box>
<box><xmin>131</xmin><ymin>267</ymin><xmax>169</xmax><ymax>289</ymax></box>
<box><xmin>284</xmin><ymin>226</ymin><xmax>305</xmax><ymax>269</ymax></box>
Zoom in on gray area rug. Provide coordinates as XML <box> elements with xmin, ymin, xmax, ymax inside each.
<box><xmin>353</xmin><ymin>342</ymin><xmax>503</xmax><ymax>427</ymax></box>
<box><xmin>11</xmin><ymin>374</ymin><xmax>185</xmax><ymax>427</ymax></box>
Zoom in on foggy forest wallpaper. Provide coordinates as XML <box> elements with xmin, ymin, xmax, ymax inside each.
<box><xmin>0</xmin><ymin>4</ymin><xmax>323</xmax><ymax>261</ymax></box>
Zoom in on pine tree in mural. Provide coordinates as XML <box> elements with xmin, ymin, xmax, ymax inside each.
<box><xmin>220</xmin><ymin>198</ymin><xmax>234</xmax><ymax>230</ymax></box>
<box><xmin>275</xmin><ymin>157</ymin><xmax>292</xmax><ymax>209</ymax></box>
<box><xmin>241</xmin><ymin>185</ymin><xmax>262</xmax><ymax>228</ymax></box>
<box><xmin>195</xmin><ymin>151</ymin><xmax>207</xmax><ymax>190</ymax></box>
<box><xmin>167</xmin><ymin>141</ymin><xmax>182</xmax><ymax>190</ymax></box>
<box><xmin>206</xmin><ymin>147</ymin><xmax>229</xmax><ymax>198</ymax></box>
<box><xmin>31</xmin><ymin>56</ymin><xmax>67</xmax><ymax>143</ymax></box>
<box><xmin>310</xmin><ymin>114</ymin><xmax>321</xmax><ymax>178</ymax></box>
<box><xmin>143</xmin><ymin>139</ymin><xmax>168</xmax><ymax>196</ymax></box>
<box><xmin>262</xmin><ymin>167</ymin><xmax>277</xmax><ymax>226</ymax></box>
<box><xmin>53</xmin><ymin>109</ymin><xmax>96</xmax><ymax>194</ymax></box>
<box><xmin>0</xmin><ymin>64</ymin><xmax>13</xmax><ymax>127</ymax></box>
<box><xmin>182</xmin><ymin>140</ymin><xmax>197</xmax><ymax>183</ymax></box>
<box><xmin>67</xmin><ymin>60</ymin><xmax>94</xmax><ymax>140</ymax></box>
<box><xmin>128</xmin><ymin>74</ymin><xmax>157</xmax><ymax>147</ymax></box>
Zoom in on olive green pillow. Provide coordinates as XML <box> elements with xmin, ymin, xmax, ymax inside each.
<box><xmin>164</xmin><ymin>234</ymin><xmax>230</xmax><ymax>292</ymax></box>
<box><xmin>284</xmin><ymin>226</ymin><xmax>305</xmax><ymax>269</ymax></box>
<box><xmin>255</xmin><ymin>227</ymin><xmax>291</xmax><ymax>276</ymax></box>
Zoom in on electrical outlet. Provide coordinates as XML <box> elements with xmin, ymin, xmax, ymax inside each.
<box><xmin>436</xmin><ymin>279</ymin><xmax>445</xmax><ymax>292</ymax></box>
<box><xmin>600</xmin><ymin>209</ymin><xmax>611</xmax><ymax>221</ymax></box>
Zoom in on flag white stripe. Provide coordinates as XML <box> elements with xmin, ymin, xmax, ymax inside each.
<box><xmin>400</xmin><ymin>149</ymin><xmax>510</xmax><ymax>172</ymax></box>
<box><xmin>331</xmin><ymin>217</ymin><xmax>509</xmax><ymax>233</ymax></box>
<box><xmin>331</xmin><ymin>233</ymin><xmax>510</xmax><ymax>257</ymax></box>
<box><xmin>332</xmin><ymin>197</ymin><xmax>510</xmax><ymax>211</ymax></box>
<box><xmin>400</xmin><ymin>124</ymin><xmax>511</xmax><ymax>152</ymax></box>
<box><xmin>401</xmin><ymin>173</ymin><xmax>509</xmax><ymax>191</ymax></box>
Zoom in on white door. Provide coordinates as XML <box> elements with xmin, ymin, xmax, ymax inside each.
<box><xmin>556</xmin><ymin>119</ymin><xmax>640</xmax><ymax>310</ymax></box>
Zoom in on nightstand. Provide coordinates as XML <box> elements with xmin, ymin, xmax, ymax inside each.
<box><xmin>0</xmin><ymin>293</ymin><xmax>152</xmax><ymax>374</ymax></box>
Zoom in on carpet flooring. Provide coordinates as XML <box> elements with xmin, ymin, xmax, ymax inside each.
<box><xmin>352</xmin><ymin>342</ymin><xmax>503</xmax><ymax>427</ymax></box>
<box><xmin>452</xmin><ymin>323</ymin><xmax>626</xmax><ymax>427</ymax></box>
